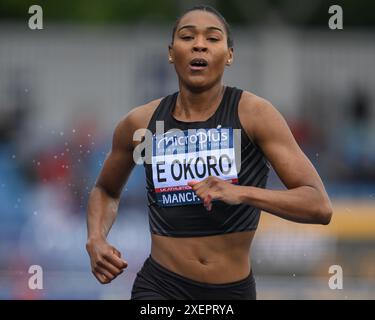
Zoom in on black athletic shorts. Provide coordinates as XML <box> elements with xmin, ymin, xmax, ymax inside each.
<box><xmin>131</xmin><ymin>255</ymin><xmax>256</xmax><ymax>300</ymax></box>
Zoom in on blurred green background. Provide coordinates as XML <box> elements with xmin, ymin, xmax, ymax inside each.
<box><xmin>1</xmin><ymin>0</ymin><xmax>375</xmax><ymax>26</ymax></box>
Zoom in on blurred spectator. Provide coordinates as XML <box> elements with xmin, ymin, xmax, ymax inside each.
<box><xmin>342</xmin><ymin>86</ymin><xmax>374</xmax><ymax>182</ymax></box>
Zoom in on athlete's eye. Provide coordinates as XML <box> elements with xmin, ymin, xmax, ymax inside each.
<box><xmin>181</xmin><ymin>35</ymin><xmax>194</xmax><ymax>40</ymax></box>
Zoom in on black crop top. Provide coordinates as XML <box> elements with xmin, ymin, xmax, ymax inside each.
<box><xmin>143</xmin><ymin>86</ymin><xmax>270</xmax><ymax>237</ymax></box>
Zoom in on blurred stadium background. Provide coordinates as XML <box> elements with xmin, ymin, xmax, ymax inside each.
<box><xmin>0</xmin><ymin>0</ymin><xmax>374</xmax><ymax>299</ymax></box>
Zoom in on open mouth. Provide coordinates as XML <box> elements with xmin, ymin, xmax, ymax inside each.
<box><xmin>189</xmin><ymin>58</ymin><xmax>208</xmax><ymax>70</ymax></box>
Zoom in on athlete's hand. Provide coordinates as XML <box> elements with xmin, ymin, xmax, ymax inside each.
<box><xmin>188</xmin><ymin>176</ymin><xmax>243</xmax><ymax>211</ymax></box>
<box><xmin>86</xmin><ymin>237</ymin><xmax>128</xmax><ymax>284</ymax></box>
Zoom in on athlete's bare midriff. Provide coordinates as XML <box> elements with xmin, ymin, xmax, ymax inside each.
<box><xmin>151</xmin><ymin>230</ymin><xmax>256</xmax><ymax>284</ymax></box>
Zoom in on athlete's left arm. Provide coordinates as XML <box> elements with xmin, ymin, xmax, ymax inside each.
<box><xmin>189</xmin><ymin>94</ymin><xmax>332</xmax><ymax>224</ymax></box>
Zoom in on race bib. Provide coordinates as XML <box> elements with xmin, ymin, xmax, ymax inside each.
<box><xmin>151</xmin><ymin>127</ymin><xmax>239</xmax><ymax>207</ymax></box>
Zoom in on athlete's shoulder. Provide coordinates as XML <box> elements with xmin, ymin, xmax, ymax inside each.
<box><xmin>240</xmin><ymin>90</ymin><xmax>286</xmax><ymax>125</ymax></box>
<box><xmin>238</xmin><ymin>90</ymin><xmax>284</xmax><ymax>143</ymax></box>
<box><xmin>111</xmin><ymin>97</ymin><xmax>163</xmax><ymax>151</ymax></box>
<box><xmin>126</xmin><ymin>97</ymin><xmax>163</xmax><ymax>128</ymax></box>
<box><xmin>115</xmin><ymin>97</ymin><xmax>163</xmax><ymax>133</ymax></box>
<box><xmin>239</xmin><ymin>90</ymin><xmax>276</xmax><ymax>117</ymax></box>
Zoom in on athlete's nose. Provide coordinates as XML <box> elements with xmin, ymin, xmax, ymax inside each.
<box><xmin>193</xmin><ymin>46</ymin><xmax>207</xmax><ymax>53</ymax></box>
<box><xmin>192</xmin><ymin>37</ymin><xmax>208</xmax><ymax>52</ymax></box>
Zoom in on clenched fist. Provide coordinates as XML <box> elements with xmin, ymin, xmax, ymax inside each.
<box><xmin>86</xmin><ymin>238</ymin><xmax>128</xmax><ymax>284</ymax></box>
<box><xmin>188</xmin><ymin>176</ymin><xmax>244</xmax><ymax>211</ymax></box>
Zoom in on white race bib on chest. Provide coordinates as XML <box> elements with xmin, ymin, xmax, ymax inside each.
<box><xmin>151</xmin><ymin>127</ymin><xmax>239</xmax><ymax>207</ymax></box>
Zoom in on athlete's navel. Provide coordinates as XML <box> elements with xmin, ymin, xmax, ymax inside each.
<box><xmin>198</xmin><ymin>257</ymin><xmax>208</xmax><ymax>265</ymax></box>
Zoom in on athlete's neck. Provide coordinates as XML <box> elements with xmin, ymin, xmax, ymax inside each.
<box><xmin>175</xmin><ymin>83</ymin><xmax>225</xmax><ymax>121</ymax></box>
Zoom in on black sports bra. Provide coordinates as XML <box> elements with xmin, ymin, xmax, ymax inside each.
<box><xmin>143</xmin><ymin>86</ymin><xmax>270</xmax><ymax>237</ymax></box>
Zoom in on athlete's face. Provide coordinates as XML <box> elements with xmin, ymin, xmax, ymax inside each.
<box><xmin>169</xmin><ymin>10</ymin><xmax>233</xmax><ymax>91</ymax></box>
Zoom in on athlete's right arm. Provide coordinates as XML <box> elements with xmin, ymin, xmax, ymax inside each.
<box><xmin>86</xmin><ymin>100</ymin><xmax>160</xmax><ymax>284</ymax></box>
<box><xmin>85</xmin><ymin>113</ymin><xmax>136</xmax><ymax>284</ymax></box>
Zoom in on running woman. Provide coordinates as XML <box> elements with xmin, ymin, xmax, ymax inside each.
<box><xmin>86</xmin><ymin>5</ymin><xmax>332</xmax><ymax>300</ymax></box>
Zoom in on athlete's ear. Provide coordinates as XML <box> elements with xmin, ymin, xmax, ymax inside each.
<box><xmin>168</xmin><ymin>44</ymin><xmax>174</xmax><ymax>64</ymax></box>
<box><xmin>226</xmin><ymin>47</ymin><xmax>234</xmax><ymax>66</ymax></box>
